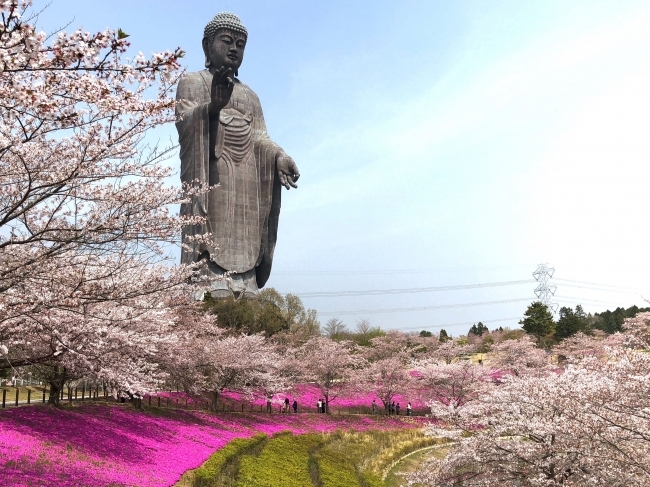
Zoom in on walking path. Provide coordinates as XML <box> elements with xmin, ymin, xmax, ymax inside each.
<box><xmin>383</xmin><ymin>442</ymin><xmax>454</xmax><ymax>486</ymax></box>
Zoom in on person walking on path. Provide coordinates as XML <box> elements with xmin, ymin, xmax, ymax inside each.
<box><xmin>396</xmin><ymin>403</ymin><xmax>401</xmax><ymax>415</ymax></box>
<box><xmin>406</xmin><ymin>402</ymin><xmax>412</xmax><ymax>416</ymax></box>
<box><xmin>284</xmin><ymin>397</ymin><xmax>290</xmax><ymax>413</ymax></box>
<box><xmin>317</xmin><ymin>398</ymin><xmax>322</xmax><ymax>414</ymax></box>
<box><xmin>292</xmin><ymin>399</ymin><xmax>298</xmax><ymax>413</ymax></box>
<box><xmin>371</xmin><ymin>399</ymin><xmax>377</xmax><ymax>415</ymax></box>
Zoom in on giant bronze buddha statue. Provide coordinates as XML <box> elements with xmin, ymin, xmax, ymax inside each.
<box><xmin>176</xmin><ymin>12</ymin><xmax>300</xmax><ymax>298</ymax></box>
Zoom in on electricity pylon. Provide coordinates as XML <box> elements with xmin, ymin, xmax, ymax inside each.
<box><xmin>533</xmin><ymin>263</ymin><xmax>558</xmax><ymax>313</ymax></box>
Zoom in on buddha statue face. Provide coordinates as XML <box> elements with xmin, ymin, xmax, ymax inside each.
<box><xmin>202</xmin><ymin>28</ymin><xmax>247</xmax><ymax>74</ymax></box>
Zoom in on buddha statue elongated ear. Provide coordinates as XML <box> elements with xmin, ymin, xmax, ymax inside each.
<box><xmin>202</xmin><ymin>37</ymin><xmax>211</xmax><ymax>69</ymax></box>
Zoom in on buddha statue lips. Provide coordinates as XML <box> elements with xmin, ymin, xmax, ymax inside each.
<box><xmin>176</xmin><ymin>12</ymin><xmax>300</xmax><ymax>298</ymax></box>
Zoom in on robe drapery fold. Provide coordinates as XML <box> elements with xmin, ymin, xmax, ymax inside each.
<box><xmin>176</xmin><ymin>70</ymin><xmax>282</xmax><ymax>289</ymax></box>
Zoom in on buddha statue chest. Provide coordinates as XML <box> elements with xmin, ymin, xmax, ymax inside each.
<box><xmin>212</xmin><ymin>83</ymin><xmax>255</xmax><ymax>166</ymax></box>
<box><xmin>205</xmin><ymin>81</ymin><xmax>263</xmax><ymax>273</ymax></box>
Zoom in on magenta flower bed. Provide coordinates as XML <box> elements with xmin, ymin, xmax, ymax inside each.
<box><xmin>0</xmin><ymin>404</ymin><xmax>422</xmax><ymax>487</ymax></box>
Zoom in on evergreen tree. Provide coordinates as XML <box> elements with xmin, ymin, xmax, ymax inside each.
<box><xmin>519</xmin><ymin>302</ymin><xmax>555</xmax><ymax>345</ymax></box>
<box><xmin>594</xmin><ymin>305</ymin><xmax>650</xmax><ymax>334</ymax></box>
<box><xmin>439</xmin><ymin>329</ymin><xmax>450</xmax><ymax>342</ymax></box>
<box><xmin>420</xmin><ymin>330</ymin><xmax>433</xmax><ymax>337</ymax></box>
<box><xmin>555</xmin><ymin>305</ymin><xmax>588</xmax><ymax>340</ymax></box>
<box><xmin>469</xmin><ymin>322</ymin><xmax>489</xmax><ymax>336</ymax></box>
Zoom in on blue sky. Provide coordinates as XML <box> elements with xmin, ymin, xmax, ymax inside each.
<box><xmin>39</xmin><ymin>1</ymin><xmax>650</xmax><ymax>335</ymax></box>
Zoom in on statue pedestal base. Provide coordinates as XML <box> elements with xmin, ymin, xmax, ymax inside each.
<box><xmin>198</xmin><ymin>256</ymin><xmax>259</xmax><ymax>300</ymax></box>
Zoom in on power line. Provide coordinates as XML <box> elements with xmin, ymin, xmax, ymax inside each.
<box><xmin>555</xmin><ymin>278</ymin><xmax>645</xmax><ymax>294</ymax></box>
<box><xmin>555</xmin><ymin>295</ymin><xmax>641</xmax><ymax>307</ymax></box>
<box><xmin>274</xmin><ymin>264</ymin><xmax>531</xmax><ymax>276</ymax></box>
<box><xmin>558</xmin><ymin>283</ymin><xmax>641</xmax><ymax>295</ymax></box>
<box><xmin>319</xmin><ymin>297</ymin><xmax>532</xmax><ymax>317</ymax></box>
<box><xmin>293</xmin><ymin>279</ymin><xmax>536</xmax><ymax>298</ymax></box>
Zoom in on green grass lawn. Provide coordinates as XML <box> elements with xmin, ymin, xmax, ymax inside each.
<box><xmin>177</xmin><ymin>429</ymin><xmax>448</xmax><ymax>487</ymax></box>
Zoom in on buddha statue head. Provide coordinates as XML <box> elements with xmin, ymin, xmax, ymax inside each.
<box><xmin>202</xmin><ymin>12</ymin><xmax>248</xmax><ymax>76</ymax></box>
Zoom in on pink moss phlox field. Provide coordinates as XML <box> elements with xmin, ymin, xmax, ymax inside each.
<box><xmin>0</xmin><ymin>404</ymin><xmax>422</xmax><ymax>487</ymax></box>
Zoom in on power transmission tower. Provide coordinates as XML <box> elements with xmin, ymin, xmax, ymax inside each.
<box><xmin>533</xmin><ymin>264</ymin><xmax>558</xmax><ymax>313</ymax></box>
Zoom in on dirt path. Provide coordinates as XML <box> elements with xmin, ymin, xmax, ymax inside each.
<box><xmin>384</xmin><ymin>444</ymin><xmax>449</xmax><ymax>487</ymax></box>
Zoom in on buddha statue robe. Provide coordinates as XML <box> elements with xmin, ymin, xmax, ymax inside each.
<box><xmin>176</xmin><ymin>70</ymin><xmax>282</xmax><ymax>296</ymax></box>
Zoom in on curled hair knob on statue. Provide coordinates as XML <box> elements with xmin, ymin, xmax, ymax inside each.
<box><xmin>204</xmin><ymin>12</ymin><xmax>248</xmax><ymax>43</ymax></box>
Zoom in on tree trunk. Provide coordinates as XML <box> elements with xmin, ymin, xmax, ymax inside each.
<box><xmin>47</xmin><ymin>366</ymin><xmax>67</xmax><ymax>405</ymax></box>
<box><xmin>211</xmin><ymin>390</ymin><xmax>219</xmax><ymax>412</ymax></box>
<box><xmin>325</xmin><ymin>393</ymin><xmax>329</xmax><ymax>414</ymax></box>
<box><xmin>131</xmin><ymin>392</ymin><xmax>142</xmax><ymax>409</ymax></box>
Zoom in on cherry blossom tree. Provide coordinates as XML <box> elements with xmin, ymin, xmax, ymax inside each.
<box><xmin>552</xmin><ymin>331</ymin><xmax>624</xmax><ymax>364</ymax></box>
<box><xmin>253</xmin><ymin>351</ymin><xmax>299</xmax><ymax>410</ymax></box>
<box><xmin>188</xmin><ymin>333</ymin><xmax>280</xmax><ymax>411</ymax></box>
<box><xmin>365</xmin><ymin>331</ymin><xmax>405</xmax><ymax>360</ymax></box>
<box><xmin>0</xmin><ymin>1</ymin><xmax>203</xmax><ymax>400</ymax></box>
<box><xmin>488</xmin><ymin>335</ymin><xmax>549</xmax><ymax>377</ymax></box>
<box><xmin>157</xmin><ymin>297</ymin><xmax>220</xmax><ymax>391</ymax></box>
<box><xmin>410</xmin><ymin>347</ymin><xmax>650</xmax><ymax>486</ymax></box>
<box><xmin>413</xmin><ymin>358</ymin><xmax>491</xmax><ymax>420</ymax></box>
<box><xmin>424</xmin><ymin>337</ymin><xmax>475</xmax><ymax>365</ymax></box>
<box><xmin>294</xmin><ymin>336</ymin><xmax>365</xmax><ymax>413</ymax></box>
<box><xmin>360</xmin><ymin>355</ymin><xmax>414</xmax><ymax>414</ymax></box>
<box><xmin>412</xmin><ymin>333</ymin><xmax>440</xmax><ymax>355</ymax></box>
<box><xmin>365</xmin><ymin>330</ymin><xmax>424</xmax><ymax>361</ymax></box>
<box><xmin>622</xmin><ymin>311</ymin><xmax>650</xmax><ymax>348</ymax></box>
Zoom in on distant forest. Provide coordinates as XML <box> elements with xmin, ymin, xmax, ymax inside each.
<box><xmin>591</xmin><ymin>304</ymin><xmax>650</xmax><ymax>334</ymax></box>
<box><xmin>466</xmin><ymin>303</ymin><xmax>650</xmax><ymax>342</ymax></box>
